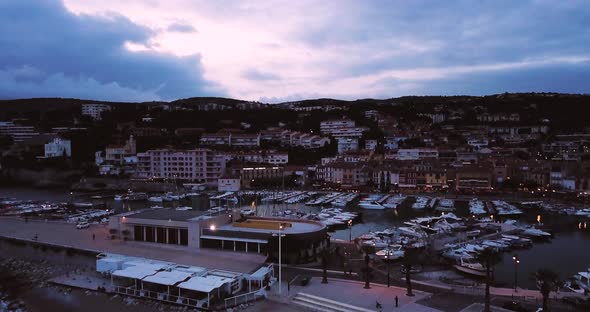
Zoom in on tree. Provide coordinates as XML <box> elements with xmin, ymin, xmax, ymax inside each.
<box><xmin>534</xmin><ymin>269</ymin><xmax>560</xmax><ymax>312</ymax></box>
<box><xmin>402</xmin><ymin>247</ymin><xmax>422</xmax><ymax>296</ymax></box>
<box><xmin>476</xmin><ymin>248</ymin><xmax>502</xmax><ymax>312</ymax></box>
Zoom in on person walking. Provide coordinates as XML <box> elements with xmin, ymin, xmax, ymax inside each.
<box><xmin>92</xmin><ymin>233</ymin><xmax>95</xmax><ymax>240</ymax></box>
<box><xmin>395</xmin><ymin>296</ymin><xmax>399</xmax><ymax>307</ymax></box>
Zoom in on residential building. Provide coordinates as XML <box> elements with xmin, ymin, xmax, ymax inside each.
<box><xmin>396</xmin><ymin>148</ymin><xmax>439</xmax><ymax>161</ymax></box>
<box><xmin>136</xmin><ymin>149</ymin><xmax>226</xmax><ymax>185</ymax></box>
<box><xmin>104</xmin><ymin>136</ymin><xmax>136</xmax><ymax>165</ymax></box>
<box><xmin>81</xmin><ymin>103</ymin><xmax>111</xmax><ymax>120</ymax></box>
<box><xmin>230</xmin><ymin>164</ymin><xmax>284</xmax><ymax>188</ymax></box>
<box><xmin>320</xmin><ymin>119</ymin><xmax>356</xmax><ymax>134</ymax></box>
<box><xmin>218</xmin><ymin>177</ymin><xmax>241</xmax><ymax>192</ymax></box>
<box><xmin>365</xmin><ymin>139</ymin><xmax>378</xmax><ymax>151</ymax></box>
<box><xmin>0</xmin><ymin>121</ymin><xmax>39</xmax><ymax>142</ymax></box>
<box><xmin>44</xmin><ymin>138</ymin><xmax>71</xmax><ymax>158</ymax></box>
<box><xmin>455</xmin><ymin>168</ymin><xmax>493</xmax><ymax>192</ymax></box>
<box><xmin>337</xmin><ymin>137</ymin><xmax>359</xmax><ymax>154</ymax></box>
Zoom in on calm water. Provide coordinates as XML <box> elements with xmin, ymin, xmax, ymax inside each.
<box><xmin>2</xmin><ymin>187</ymin><xmax>589</xmax><ymax>289</ymax></box>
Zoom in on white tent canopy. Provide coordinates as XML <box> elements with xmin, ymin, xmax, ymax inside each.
<box><xmin>112</xmin><ymin>264</ymin><xmax>167</xmax><ymax>280</ymax></box>
<box><xmin>177</xmin><ymin>275</ymin><xmax>232</xmax><ymax>293</ymax></box>
<box><xmin>143</xmin><ymin>270</ymin><xmax>193</xmax><ymax>286</ymax></box>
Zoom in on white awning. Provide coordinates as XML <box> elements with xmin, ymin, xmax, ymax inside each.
<box><xmin>200</xmin><ymin>235</ymin><xmax>267</xmax><ymax>244</ymax></box>
<box><xmin>177</xmin><ymin>275</ymin><xmax>232</xmax><ymax>293</ymax></box>
<box><xmin>143</xmin><ymin>270</ymin><xmax>193</xmax><ymax>286</ymax></box>
<box><xmin>112</xmin><ymin>264</ymin><xmax>166</xmax><ymax>280</ymax></box>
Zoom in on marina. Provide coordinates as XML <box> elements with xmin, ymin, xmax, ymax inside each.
<box><xmin>2</xmin><ymin>187</ymin><xmax>590</xmax><ymax>291</ymax></box>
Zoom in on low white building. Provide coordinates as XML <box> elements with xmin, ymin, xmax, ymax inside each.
<box><xmin>337</xmin><ymin>137</ymin><xmax>359</xmax><ymax>154</ymax></box>
<box><xmin>365</xmin><ymin>139</ymin><xmax>378</xmax><ymax>151</ymax></box>
<box><xmin>44</xmin><ymin>138</ymin><xmax>71</xmax><ymax>158</ymax></box>
<box><xmin>81</xmin><ymin>103</ymin><xmax>111</xmax><ymax>120</ymax></box>
<box><xmin>218</xmin><ymin>177</ymin><xmax>241</xmax><ymax>192</ymax></box>
<box><xmin>396</xmin><ymin>148</ymin><xmax>438</xmax><ymax>161</ymax></box>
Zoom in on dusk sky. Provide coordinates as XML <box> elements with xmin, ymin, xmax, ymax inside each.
<box><xmin>1</xmin><ymin>0</ymin><xmax>589</xmax><ymax>102</ymax></box>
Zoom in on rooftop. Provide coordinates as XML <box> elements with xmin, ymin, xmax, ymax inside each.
<box><xmin>219</xmin><ymin>218</ymin><xmax>324</xmax><ymax>235</ymax></box>
<box><xmin>126</xmin><ymin>208</ymin><xmax>207</xmax><ymax>222</ymax></box>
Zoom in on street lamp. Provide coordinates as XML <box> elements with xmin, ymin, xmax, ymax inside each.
<box><xmin>512</xmin><ymin>255</ymin><xmax>520</xmax><ymax>292</ymax></box>
<box><xmin>272</xmin><ymin>223</ymin><xmax>286</xmax><ymax>295</ymax></box>
<box><xmin>347</xmin><ymin>219</ymin><xmax>353</xmax><ymax>242</ymax></box>
<box><xmin>385</xmin><ymin>249</ymin><xmax>391</xmax><ymax>287</ymax></box>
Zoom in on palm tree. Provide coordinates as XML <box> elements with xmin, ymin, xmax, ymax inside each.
<box><xmin>476</xmin><ymin>247</ymin><xmax>502</xmax><ymax>312</ymax></box>
<box><xmin>534</xmin><ymin>269</ymin><xmax>561</xmax><ymax>312</ymax></box>
<box><xmin>402</xmin><ymin>247</ymin><xmax>421</xmax><ymax>296</ymax></box>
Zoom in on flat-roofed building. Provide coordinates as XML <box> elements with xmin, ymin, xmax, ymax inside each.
<box><xmin>136</xmin><ymin>149</ymin><xmax>225</xmax><ymax>185</ymax></box>
<box><xmin>81</xmin><ymin>103</ymin><xmax>111</xmax><ymax>120</ymax></box>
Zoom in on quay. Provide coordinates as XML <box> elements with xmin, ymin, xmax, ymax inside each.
<box><xmin>0</xmin><ymin>216</ymin><xmax>266</xmax><ymax>273</ymax></box>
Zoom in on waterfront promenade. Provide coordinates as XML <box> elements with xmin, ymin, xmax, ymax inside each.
<box><xmin>0</xmin><ymin>217</ymin><xmax>266</xmax><ymax>273</ymax></box>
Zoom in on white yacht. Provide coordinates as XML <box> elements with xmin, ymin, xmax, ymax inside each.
<box><xmin>521</xmin><ymin>228</ymin><xmax>551</xmax><ymax>238</ymax></box>
<box><xmin>375</xmin><ymin>245</ymin><xmax>405</xmax><ymax>261</ymax></box>
<box><xmin>148</xmin><ymin>196</ymin><xmax>163</xmax><ymax>202</ymax></box>
<box><xmin>454</xmin><ymin>257</ymin><xmax>486</xmax><ymax>277</ymax></box>
<box><xmin>358</xmin><ymin>201</ymin><xmax>385</xmax><ymax>210</ymax></box>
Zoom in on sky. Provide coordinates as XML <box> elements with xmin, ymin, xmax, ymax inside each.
<box><xmin>1</xmin><ymin>0</ymin><xmax>589</xmax><ymax>103</ymax></box>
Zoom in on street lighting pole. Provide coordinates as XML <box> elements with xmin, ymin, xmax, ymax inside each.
<box><xmin>385</xmin><ymin>251</ymin><xmax>391</xmax><ymax>287</ymax></box>
<box><xmin>512</xmin><ymin>255</ymin><xmax>520</xmax><ymax>292</ymax></box>
<box><xmin>348</xmin><ymin>219</ymin><xmax>353</xmax><ymax>242</ymax></box>
<box><xmin>278</xmin><ymin>223</ymin><xmax>285</xmax><ymax>295</ymax></box>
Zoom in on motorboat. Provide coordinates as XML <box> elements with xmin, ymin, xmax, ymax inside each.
<box><xmin>358</xmin><ymin>201</ymin><xmax>385</xmax><ymax>210</ymax></box>
<box><xmin>454</xmin><ymin>257</ymin><xmax>486</xmax><ymax>277</ymax></box>
<box><xmin>114</xmin><ymin>195</ymin><xmax>124</xmax><ymax>201</ymax></box>
<box><xmin>375</xmin><ymin>245</ymin><xmax>405</xmax><ymax>261</ymax></box>
<box><xmin>175</xmin><ymin>206</ymin><xmax>192</xmax><ymax>211</ymax></box>
<box><xmin>240</xmin><ymin>208</ymin><xmax>256</xmax><ymax>216</ymax></box>
<box><xmin>573</xmin><ymin>271</ymin><xmax>590</xmax><ymax>292</ymax></box>
<box><xmin>148</xmin><ymin>196</ymin><xmax>163</xmax><ymax>202</ymax></box>
<box><xmin>442</xmin><ymin>249</ymin><xmax>475</xmax><ymax>261</ymax></box>
<box><xmin>521</xmin><ymin>228</ymin><xmax>551</xmax><ymax>238</ymax></box>
<box><xmin>469</xmin><ymin>199</ymin><xmax>487</xmax><ymax>215</ymax></box>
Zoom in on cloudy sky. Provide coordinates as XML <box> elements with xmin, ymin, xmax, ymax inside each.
<box><xmin>1</xmin><ymin>0</ymin><xmax>589</xmax><ymax>102</ymax></box>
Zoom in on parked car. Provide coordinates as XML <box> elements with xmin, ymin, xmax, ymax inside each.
<box><xmin>76</xmin><ymin>222</ymin><xmax>90</xmax><ymax>229</ymax></box>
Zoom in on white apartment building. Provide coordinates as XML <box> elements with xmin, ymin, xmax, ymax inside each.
<box><xmin>81</xmin><ymin>103</ymin><xmax>111</xmax><ymax>120</ymax></box>
<box><xmin>396</xmin><ymin>148</ymin><xmax>439</xmax><ymax>161</ymax></box>
<box><xmin>136</xmin><ymin>149</ymin><xmax>226</xmax><ymax>185</ymax></box>
<box><xmin>241</xmin><ymin>152</ymin><xmax>288</xmax><ymax>165</ymax></box>
<box><xmin>320</xmin><ymin>119</ymin><xmax>356</xmax><ymax>134</ymax></box>
<box><xmin>365</xmin><ymin>139</ymin><xmax>378</xmax><ymax>151</ymax></box>
<box><xmin>218</xmin><ymin>177</ymin><xmax>241</xmax><ymax>192</ymax></box>
<box><xmin>44</xmin><ymin>138</ymin><xmax>71</xmax><ymax>158</ymax></box>
<box><xmin>467</xmin><ymin>137</ymin><xmax>489</xmax><ymax>149</ymax></box>
<box><xmin>0</xmin><ymin>121</ymin><xmax>39</xmax><ymax>142</ymax></box>
<box><xmin>337</xmin><ymin>137</ymin><xmax>359</xmax><ymax>154</ymax></box>
<box><xmin>326</xmin><ymin>127</ymin><xmax>368</xmax><ymax>138</ymax></box>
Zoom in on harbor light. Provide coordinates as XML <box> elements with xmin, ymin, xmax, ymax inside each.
<box><xmin>209</xmin><ymin>224</ymin><xmax>216</xmax><ymax>231</ymax></box>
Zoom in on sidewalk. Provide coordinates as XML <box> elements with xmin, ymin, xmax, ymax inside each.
<box><xmin>270</xmin><ymin>276</ymin><xmax>443</xmax><ymax>312</ymax></box>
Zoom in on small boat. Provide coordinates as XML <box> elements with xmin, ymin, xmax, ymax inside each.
<box><xmin>358</xmin><ymin>201</ymin><xmax>385</xmax><ymax>210</ymax></box>
<box><xmin>454</xmin><ymin>257</ymin><xmax>487</xmax><ymax>277</ymax></box>
<box><xmin>521</xmin><ymin>228</ymin><xmax>551</xmax><ymax>238</ymax></box>
<box><xmin>375</xmin><ymin>245</ymin><xmax>405</xmax><ymax>261</ymax></box>
<box><xmin>175</xmin><ymin>206</ymin><xmax>192</xmax><ymax>211</ymax></box>
<box><xmin>148</xmin><ymin>196</ymin><xmax>163</xmax><ymax>202</ymax></box>
<box><xmin>114</xmin><ymin>195</ymin><xmax>123</xmax><ymax>201</ymax></box>
<box><xmin>240</xmin><ymin>208</ymin><xmax>256</xmax><ymax>216</ymax></box>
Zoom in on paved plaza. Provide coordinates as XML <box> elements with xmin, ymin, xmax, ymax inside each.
<box><xmin>0</xmin><ymin>217</ymin><xmax>266</xmax><ymax>273</ymax></box>
<box><xmin>269</xmin><ymin>276</ymin><xmax>443</xmax><ymax>312</ymax></box>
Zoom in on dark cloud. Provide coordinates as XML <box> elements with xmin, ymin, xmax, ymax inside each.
<box><xmin>373</xmin><ymin>61</ymin><xmax>590</xmax><ymax>97</ymax></box>
<box><xmin>241</xmin><ymin>68</ymin><xmax>281</xmax><ymax>81</ymax></box>
<box><xmin>295</xmin><ymin>0</ymin><xmax>590</xmax><ymax>83</ymax></box>
<box><xmin>0</xmin><ymin>0</ymin><xmax>222</xmax><ymax>101</ymax></box>
<box><xmin>166</xmin><ymin>22</ymin><xmax>198</xmax><ymax>33</ymax></box>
